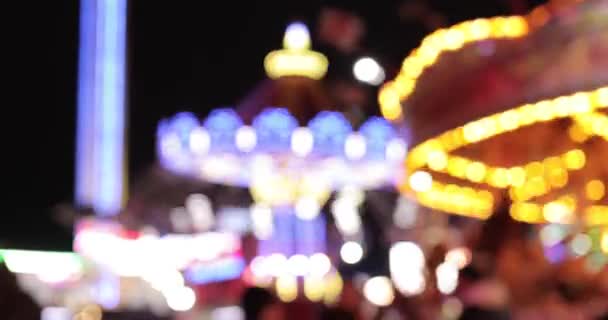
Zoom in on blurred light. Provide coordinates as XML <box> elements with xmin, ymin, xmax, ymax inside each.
<box><xmin>185</xmin><ymin>257</ymin><xmax>245</xmax><ymax>284</ymax></box>
<box><xmin>287</xmin><ymin>254</ymin><xmax>310</xmax><ymax>276</ymax></box>
<box><xmin>304</xmin><ymin>275</ymin><xmax>326</xmax><ymax>302</ymax></box>
<box><xmin>235</xmin><ymin>126</ymin><xmax>257</xmax><ymax>152</ymax></box>
<box><xmin>295</xmin><ymin>197</ymin><xmax>321</xmax><ymax>220</ymax></box>
<box><xmin>211</xmin><ymin>306</ymin><xmax>244</xmax><ymax>320</ymax></box>
<box><xmin>309</xmin><ymin>111</ymin><xmax>353</xmax><ymax>155</ymax></box>
<box><xmin>332</xmin><ymin>199</ymin><xmax>362</xmax><ymax>236</ymax></box>
<box><xmin>539</xmin><ymin>224</ymin><xmax>568</xmax><ymax>247</ymax></box>
<box><xmin>189</xmin><ymin>127</ymin><xmax>211</xmax><ymax>155</ymax></box>
<box><xmin>338</xmin><ymin>185</ymin><xmax>365</xmax><ymax>206</ymax></box>
<box><xmin>284</xmin><ymin>22</ymin><xmax>311</xmax><ymax>50</ymax></box>
<box><xmin>390</xmin><ymin>242</ymin><xmax>425</xmax><ymax>269</ymax></box>
<box><xmin>265</xmin><ymin>22</ymin><xmax>328</xmax><ymax>79</ymax></box>
<box><xmin>251</xmin><ymin>204</ymin><xmax>274</xmax><ymax>240</ymax></box>
<box><xmin>276</xmin><ymin>274</ymin><xmax>298</xmax><ymax>302</ymax></box>
<box><xmin>323</xmin><ymin>272</ymin><xmax>344</xmax><ymax>305</ymax></box>
<box><xmin>543</xmin><ymin>202</ymin><xmax>573</xmax><ymax>224</ymax></box>
<box><xmin>253</xmin><ymin>108</ymin><xmax>298</xmax><ymax>151</ymax></box>
<box><xmin>186</xmin><ymin>193</ymin><xmax>214</xmax><ymax>231</ymax></box>
<box><xmin>340</xmin><ymin>241</ymin><xmax>363</xmax><ymax>264</ymax></box>
<box><xmin>570</xmin><ymin>234</ymin><xmax>592</xmax><ymax>256</ymax></box>
<box><xmin>144</xmin><ymin>268</ymin><xmax>185</xmax><ymax>292</ymax></box>
<box><xmin>309</xmin><ymin>253</ymin><xmax>332</xmax><ymax>277</ymax></box>
<box><xmin>75</xmin><ymin>0</ymin><xmax>127</xmax><ymax>217</ymax></box>
<box><xmin>602</xmin><ymin>230</ymin><xmax>608</xmax><ymax>253</ymax></box>
<box><xmin>265</xmin><ymin>253</ymin><xmax>288</xmax><ymax>277</ymax></box>
<box><xmin>0</xmin><ymin>250</ymin><xmax>83</xmax><ymax>283</ymax></box>
<box><xmin>586</xmin><ymin>180</ymin><xmax>605</xmax><ymax>201</ymax></box>
<box><xmin>344</xmin><ymin>133</ymin><xmax>367</xmax><ymax>160</ymax></box>
<box><xmin>165</xmin><ymin>286</ymin><xmax>196</xmax><ymax>312</ymax></box>
<box><xmin>79</xmin><ymin>304</ymin><xmax>102</xmax><ymax>320</ymax></box>
<box><xmin>363</xmin><ymin>276</ymin><xmax>394</xmax><ymax>307</ymax></box>
<box><xmin>441</xmin><ymin>297</ymin><xmax>464</xmax><ymax>320</ymax></box>
<box><xmin>445</xmin><ymin>247</ymin><xmax>471</xmax><ymax>270</ymax></box>
<box><xmin>386</xmin><ymin>139</ymin><xmax>407</xmax><ymax>162</ymax></box>
<box><xmin>409</xmin><ymin>171</ymin><xmax>433</xmax><ymax>192</ymax></box>
<box><xmin>427</xmin><ymin>150</ymin><xmax>448</xmax><ymax>171</ymax></box>
<box><xmin>436</xmin><ymin>262</ymin><xmax>459</xmax><ymax>294</ymax></box>
<box><xmin>41</xmin><ymin>307</ymin><xmax>72</xmax><ymax>320</ymax></box>
<box><xmin>393</xmin><ymin>196</ymin><xmax>418</xmax><ymax>229</ymax></box>
<box><xmin>203</xmin><ymin>108</ymin><xmax>243</xmax><ymax>150</ymax></box>
<box><xmin>353</xmin><ymin>57</ymin><xmax>385</xmax><ymax>85</ymax></box>
<box><xmin>291</xmin><ymin>127</ymin><xmax>314</xmax><ymax>156</ymax></box>
<box><xmin>170</xmin><ymin>207</ymin><xmax>191</xmax><ymax>233</ymax></box>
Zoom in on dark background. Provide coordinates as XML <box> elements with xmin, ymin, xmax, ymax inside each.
<box><xmin>5</xmin><ymin>0</ymin><xmax>546</xmax><ymax>250</ymax></box>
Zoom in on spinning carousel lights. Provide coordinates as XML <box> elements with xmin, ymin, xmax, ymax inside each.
<box><xmin>379</xmin><ymin>15</ymin><xmax>529</xmax><ymax>120</ymax></box>
<box><xmin>401</xmin><ymin>87</ymin><xmax>607</xmax><ymax>222</ymax></box>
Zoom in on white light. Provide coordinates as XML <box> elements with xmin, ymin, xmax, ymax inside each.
<box><xmin>189</xmin><ymin>127</ymin><xmax>210</xmax><ymax>155</ymax></box>
<box><xmin>445</xmin><ymin>247</ymin><xmax>472</xmax><ymax>270</ymax></box>
<box><xmin>295</xmin><ymin>197</ymin><xmax>321</xmax><ymax>220</ymax></box>
<box><xmin>144</xmin><ymin>268</ymin><xmax>185</xmax><ymax>292</ymax></box>
<box><xmin>2</xmin><ymin>250</ymin><xmax>82</xmax><ymax>283</ymax></box>
<box><xmin>570</xmin><ymin>233</ymin><xmax>592</xmax><ymax>256</ymax></box>
<box><xmin>251</xmin><ymin>204</ymin><xmax>274</xmax><ymax>240</ymax></box>
<box><xmin>393</xmin><ymin>196</ymin><xmax>418</xmax><ymax>229</ymax></box>
<box><xmin>345</xmin><ymin>133</ymin><xmax>367</xmax><ymax>160</ymax></box>
<box><xmin>389</xmin><ymin>242</ymin><xmax>426</xmax><ymax>296</ymax></box>
<box><xmin>332</xmin><ymin>198</ymin><xmax>362</xmax><ymax>236</ymax></box>
<box><xmin>409</xmin><ymin>171</ymin><xmax>433</xmax><ymax>192</ymax></box>
<box><xmin>340</xmin><ymin>241</ymin><xmax>364</xmax><ymax>264</ymax></box>
<box><xmin>291</xmin><ymin>127</ymin><xmax>314</xmax><ymax>157</ymax></box>
<box><xmin>353</xmin><ymin>57</ymin><xmax>385</xmax><ymax>85</ymax></box>
<box><xmin>186</xmin><ymin>193</ymin><xmax>214</xmax><ymax>231</ymax></box>
<box><xmin>284</xmin><ymin>22</ymin><xmax>310</xmax><ymax>50</ymax></box>
<box><xmin>287</xmin><ymin>254</ymin><xmax>310</xmax><ymax>276</ymax></box>
<box><xmin>265</xmin><ymin>253</ymin><xmax>288</xmax><ymax>277</ymax></box>
<box><xmin>170</xmin><ymin>207</ymin><xmax>192</xmax><ymax>233</ymax></box>
<box><xmin>250</xmin><ymin>256</ymin><xmax>268</xmax><ymax>278</ymax></box>
<box><xmin>41</xmin><ymin>307</ymin><xmax>72</xmax><ymax>320</ymax></box>
<box><xmin>386</xmin><ymin>139</ymin><xmax>407</xmax><ymax>162</ymax></box>
<box><xmin>436</xmin><ymin>262</ymin><xmax>459</xmax><ymax>295</ymax></box>
<box><xmin>235</xmin><ymin>126</ymin><xmax>257</xmax><ymax>152</ymax></box>
<box><xmin>338</xmin><ymin>185</ymin><xmax>365</xmax><ymax>206</ymax></box>
<box><xmin>390</xmin><ymin>242</ymin><xmax>425</xmax><ymax>270</ymax></box>
<box><xmin>309</xmin><ymin>253</ymin><xmax>332</xmax><ymax>277</ymax></box>
<box><xmin>165</xmin><ymin>286</ymin><xmax>196</xmax><ymax>312</ymax></box>
<box><xmin>540</xmin><ymin>224</ymin><xmax>568</xmax><ymax>247</ymax></box>
<box><xmin>211</xmin><ymin>306</ymin><xmax>244</xmax><ymax>320</ymax></box>
<box><xmin>363</xmin><ymin>276</ymin><xmax>394</xmax><ymax>306</ymax></box>
<box><xmin>392</xmin><ymin>268</ymin><xmax>426</xmax><ymax>296</ymax></box>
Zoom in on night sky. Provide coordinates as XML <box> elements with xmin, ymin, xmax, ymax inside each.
<box><xmin>5</xmin><ymin>0</ymin><xmax>546</xmax><ymax>250</ymax></box>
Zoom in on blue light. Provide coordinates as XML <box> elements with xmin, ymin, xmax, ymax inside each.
<box><xmin>184</xmin><ymin>257</ymin><xmax>246</xmax><ymax>285</ymax></box>
<box><xmin>203</xmin><ymin>108</ymin><xmax>243</xmax><ymax>151</ymax></box>
<box><xmin>359</xmin><ymin>117</ymin><xmax>396</xmax><ymax>159</ymax></box>
<box><xmin>308</xmin><ymin>111</ymin><xmax>352</xmax><ymax>156</ymax></box>
<box><xmin>76</xmin><ymin>0</ymin><xmax>128</xmax><ymax>216</ymax></box>
<box><xmin>252</xmin><ymin>108</ymin><xmax>298</xmax><ymax>152</ymax></box>
<box><xmin>169</xmin><ymin>112</ymin><xmax>199</xmax><ymax>146</ymax></box>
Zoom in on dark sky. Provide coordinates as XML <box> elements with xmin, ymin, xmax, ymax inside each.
<box><xmin>6</xmin><ymin>0</ymin><xmax>546</xmax><ymax>250</ymax></box>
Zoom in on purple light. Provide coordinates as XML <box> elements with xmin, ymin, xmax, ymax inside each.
<box><xmin>76</xmin><ymin>0</ymin><xmax>128</xmax><ymax>216</ymax></box>
<box><xmin>203</xmin><ymin>108</ymin><xmax>243</xmax><ymax>152</ymax></box>
<box><xmin>308</xmin><ymin>111</ymin><xmax>352</xmax><ymax>156</ymax></box>
<box><xmin>359</xmin><ymin>117</ymin><xmax>396</xmax><ymax>159</ymax></box>
<box><xmin>252</xmin><ymin>108</ymin><xmax>298</xmax><ymax>152</ymax></box>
